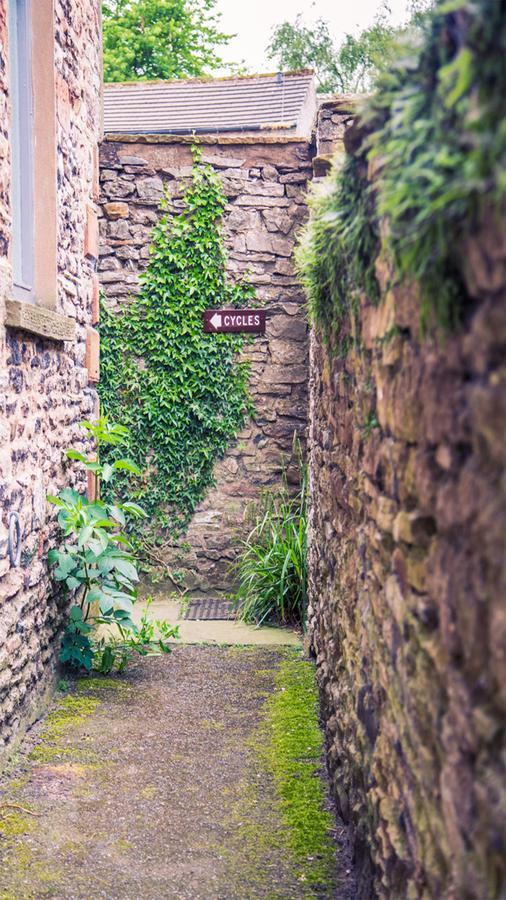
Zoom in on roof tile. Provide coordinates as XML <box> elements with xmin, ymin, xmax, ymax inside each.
<box><xmin>103</xmin><ymin>72</ymin><xmax>316</xmax><ymax>137</ymax></box>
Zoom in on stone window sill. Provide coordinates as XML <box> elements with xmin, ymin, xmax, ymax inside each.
<box><xmin>5</xmin><ymin>299</ymin><xmax>75</xmax><ymax>342</ymax></box>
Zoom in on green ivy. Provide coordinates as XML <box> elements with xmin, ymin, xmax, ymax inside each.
<box><xmin>98</xmin><ymin>149</ymin><xmax>254</xmax><ymax>538</ymax></box>
<box><xmin>297</xmin><ymin>0</ymin><xmax>506</xmax><ymax>337</ymax></box>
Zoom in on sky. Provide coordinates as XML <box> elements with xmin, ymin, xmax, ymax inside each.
<box><xmin>214</xmin><ymin>0</ymin><xmax>416</xmax><ymax>73</ymax></box>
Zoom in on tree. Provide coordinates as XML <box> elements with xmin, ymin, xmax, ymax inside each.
<box><xmin>102</xmin><ymin>0</ymin><xmax>233</xmax><ymax>82</ymax></box>
<box><xmin>266</xmin><ymin>3</ymin><xmax>433</xmax><ymax>94</ymax></box>
<box><xmin>267</xmin><ymin>18</ymin><xmax>341</xmax><ymax>94</ymax></box>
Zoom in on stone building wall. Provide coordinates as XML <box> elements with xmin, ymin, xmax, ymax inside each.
<box><xmin>0</xmin><ymin>0</ymin><xmax>101</xmax><ymax>761</ymax></box>
<box><xmin>308</xmin><ymin>117</ymin><xmax>506</xmax><ymax>895</ymax></box>
<box><xmin>99</xmin><ymin>135</ymin><xmax>315</xmax><ymax>594</ymax></box>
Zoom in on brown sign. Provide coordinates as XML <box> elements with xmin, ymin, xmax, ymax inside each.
<box><xmin>203</xmin><ymin>309</ymin><xmax>266</xmax><ymax>334</ymax></box>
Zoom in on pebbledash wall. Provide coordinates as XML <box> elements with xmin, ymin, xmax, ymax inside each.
<box><xmin>308</xmin><ymin>104</ymin><xmax>506</xmax><ymax>896</ymax></box>
<box><xmin>98</xmin><ymin>133</ymin><xmax>318</xmax><ymax>593</ymax></box>
<box><xmin>0</xmin><ymin>0</ymin><xmax>101</xmax><ymax>760</ymax></box>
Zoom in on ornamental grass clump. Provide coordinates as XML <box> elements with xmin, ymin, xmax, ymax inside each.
<box><xmin>232</xmin><ymin>467</ymin><xmax>308</xmax><ymax>628</ymax></box>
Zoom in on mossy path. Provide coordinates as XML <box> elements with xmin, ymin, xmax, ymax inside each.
<box><xmin>0</xmin><ymin>647</ymin><xmax>355</xmax><ymax>899</ymax></box>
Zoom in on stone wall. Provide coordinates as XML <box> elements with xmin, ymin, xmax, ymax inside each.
<box><xmin>308</xmin><ymin>118</ymin><xmax>506</xmax><ymax>895</ymax></box>
<box><xmin>312</xmin><ymin>96</ymin><xmax>358</xmax><ymax>177</ymax></box>
<box><xmin>0</xmin><ymin>0</ymin><xmax>101</xmax><ymax>761</ymax></box>
<box><xmin>99</xmin><ymin>135</ymin><xmax>314</xmax><ymax>594</ymax></box>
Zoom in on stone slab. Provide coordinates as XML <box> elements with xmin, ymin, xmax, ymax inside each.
<box><xmin>5</xmin><ymin>299</ymin><xmax>76</xmax><ymax>342</ymax></box>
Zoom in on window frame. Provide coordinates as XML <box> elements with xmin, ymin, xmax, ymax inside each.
<box><xmin>8</xmin><ymin>0</ymin><xmax>58</xmax><ymax>311</ymax></box>
<box><xmin>9</xmin><ymin>0</ymin><xmax>35</xmax><ymax>302</ymax></box>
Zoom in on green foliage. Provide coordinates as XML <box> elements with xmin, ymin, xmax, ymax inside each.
<box><xmin>362</xmin><ymin>410</ymin><xmax>380</xmax><ymax>437</ymax></box>
<box><xmin>364</xmin><ymin>0</ymin><xmax>506</xmax><ymax>328</ymax></box>
<box><xmin>337</xmin><ymin>21</ymin><xmax>401</xmax><ymax>93</ymax></box>
<box><xmin>266</xmin><ymin>3</ymin><xmax>432</xmax><ymax>93</ymax></box>
<box><xmin>102</xmin><ymin>0</ymin><xmax>232</xmax><ymax>82</ymax></box>
<box><xmin>92</xmin><ymin>598</ymin><xmax>179</xmax><ymax>674</ymax></box>
<box><xmin>297</xmin><ymin>0</ymin><xmax>506</xmax><ymax>336</ymax></box>
<box><xmin>296</xmin><ymin>153</ymin><xmax>379</xmax><ymax>336</ymax></box>
<box><xmin>232</xmin><ymin>462</ymin><xmax>307</xmax><ymax>628</ymax></box>
<box><xmin>48</xmin><ymin>418</ymin><xmax>179</xmax><ymax>672</ymax></box>
<box><xmin>99</xmin><ymin>150</ymin><xmax>254</xmax><ymax>540</ymax></box>
<box><xmin>267</xmin><ymin>17</ymin><xmax>342</xmax><ymax>93</ymax></box>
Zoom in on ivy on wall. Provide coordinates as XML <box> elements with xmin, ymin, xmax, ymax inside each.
<box><xmin>297</xmin><ymin>0</ymin><xmax>506</xmax><ymax>336</ymax></box>
<box><xmin>98</xmin><ymin>150</ymin><xmax>254</xmax><ymax>537</ymax></box>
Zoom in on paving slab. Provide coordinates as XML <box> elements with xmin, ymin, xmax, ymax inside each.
<box><xmin>135</xmin><ymin>597</ymin><xmax>303</xmax><ymax>646</ymax></box>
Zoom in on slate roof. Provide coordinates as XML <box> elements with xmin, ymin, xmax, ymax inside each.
<box><xmin>103</xmin><ymin>71</ymin><xmax>316</xmax><ymax>138</ymax></box>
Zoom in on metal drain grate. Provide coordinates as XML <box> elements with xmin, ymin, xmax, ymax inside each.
<box><xmin>184</xmin><ymin>599</ymin><xmax>234</xmax><ymax>621</ymax></box>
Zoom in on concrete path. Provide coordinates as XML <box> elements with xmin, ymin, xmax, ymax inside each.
<box><xmin>134</xmin><ymin>597</ymin><xmax>302</xmax><ymax>646</ymax></box>
<box><xmin>0</xmin><ymin>647</ymin><xmax>355</xmax><ymax>899</ymax></box>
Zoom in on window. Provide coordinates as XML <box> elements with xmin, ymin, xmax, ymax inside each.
<box><xmin>8</xmin><ymin>0</ymin><xmax>57</xmax><ymax>310</ymax></box>
<box><xmin>9</xmin><ymin>0</ymin><xmax>34</xmax><ymax>301</ymax></box>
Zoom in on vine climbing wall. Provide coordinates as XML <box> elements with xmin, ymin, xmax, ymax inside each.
<box><xmin>98</xmin><ymin>135</ymin><xmax>314</xmax><ymax>593</ymax></box>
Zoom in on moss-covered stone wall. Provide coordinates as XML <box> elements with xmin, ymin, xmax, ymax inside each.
<box><xmin>308</xmin><ymin>173</ymin><xmax>506</xmax><ymax>896</ymax></box>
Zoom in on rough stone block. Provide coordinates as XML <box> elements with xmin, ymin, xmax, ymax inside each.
<box><xmin>245</xmin><ymin>233</ymin><xmax>292</xmax><ymax>257</ymax></box>
<box><xmin>136</xmin><ymin>176</ymin><xmax>164</xmax><ymax>201</ymax></box>
<box><xmin>85</xmin><ymin>327</ymin><xmax>100</xmax><ymax>383</ymax></box>
<box><xmin>84</xmin><ymin>202</ymin><xmax>99</xmax><ymax>260</ymax></box>
<box><xmin>103</xmin><ymin>201</ymin><xmax>130</xmax><ymax>220</ymax></box>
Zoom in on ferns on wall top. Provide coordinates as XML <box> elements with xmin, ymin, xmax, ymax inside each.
<box><xmin>297</xmin><ymin>0</ymin><xmax>506</xmax><ymax>337</ymax></box>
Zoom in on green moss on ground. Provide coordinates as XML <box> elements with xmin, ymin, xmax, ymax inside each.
<box><xmin>1</xmin><ymin>842</ymin><xmax>64</xmax><ymax>898</ymax></box>
<box><xmin>40</xmin><ymin>696</ymin><xmax>99</xmax><ymax>738</ymax></box>
<box><xmin>76</xmin><ymin>676</ymin><xmax>131</xmax><ymax>694</ymax></box>
<box><xmin>0</xmin><ymin>811</ymin><xmax>36</xmax><ymax>839</ymax></box>
<box><xmin>28</xmin><ymin>695</ymin><xmax>99</xmax><ymax>764</ymax></box>
<box><xmin>253</xmin><ymin>650</ymin><xmax>337</xmax><ymax>892</ymax></box>
<box><xmin>26</xmin><ymin>675</ymin><xmax>130</xmax><ymax>766</ymax></box>
<box><xmin>264</xmin><ymin>654</ymin><xmax>336</xmax><ymax>882</ymax></box>
<box><xmin>0</xmin><ymin>651</ymin><xmax>340</xmax><ymax>898</ymax></box>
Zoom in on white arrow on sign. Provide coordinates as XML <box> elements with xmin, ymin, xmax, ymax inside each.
<box><xmin>210</xmin><ymin>313</ymin><xmax>222</xmax><ymax>330</ymax></box>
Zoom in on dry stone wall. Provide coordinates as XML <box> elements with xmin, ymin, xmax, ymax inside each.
<box><xmin>312</xmin><ymin>96</ymin><xmax>358</xmax><ymax>176</ymax></box>
<box><xmin>0</xmin><ymin>0</ymin><xmax>101</xmax><ymax>761</ymax></box>
<box><xmin>308</xmin><ymin>111</ymin><xmax>506</xmax><ymax>896</ymax></box>
<box><xmin>99</xmin><ymin>136</ymin><xmax>313</xmax><ymax>594</ymax></box>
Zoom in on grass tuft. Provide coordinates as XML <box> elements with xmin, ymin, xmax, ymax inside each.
<box><xmin>232</xmin><ymin>467</ymin><xmax>307</xmax><ymax>628</ymax></box>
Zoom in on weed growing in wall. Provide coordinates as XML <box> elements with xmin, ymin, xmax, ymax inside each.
<box><xmin>99</xmin><ymin>148</ymin><xmax>254</xmax><ymax>539</ymax></box>
<box><xmin>297</xmin><ymin>0</ymin><xmax>506</xmax><ymax>337</ymax></box>
<box><xmin>296</xmin><ymin>152</ymin><xmax>379</xmax><ymax>337</ymax></box>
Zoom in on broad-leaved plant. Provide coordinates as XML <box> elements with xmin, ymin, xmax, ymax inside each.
<box><xmin>48</xmin><ymin>418</ymin><xmax>179</xmax><ymax>672</ymax></box>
